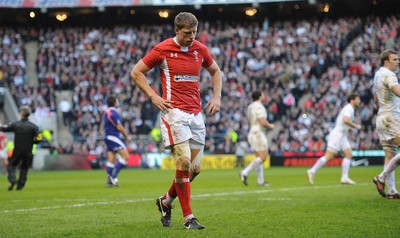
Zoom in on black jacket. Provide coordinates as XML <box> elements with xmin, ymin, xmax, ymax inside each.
<box><xmin>0</xmin><ymin>119</ymin><xmax>40</xmax><ymax>154</ymax></box>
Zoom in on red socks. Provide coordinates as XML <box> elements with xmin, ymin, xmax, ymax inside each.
<box><xmin>174</xmin><ymin>169</ymin><xmax>192</xmax><ymax>217</ymax></box>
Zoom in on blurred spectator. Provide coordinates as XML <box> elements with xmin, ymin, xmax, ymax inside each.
<box><xmin>59</xmin><ymin>99</ymin><xmax>72</xmax><ymax>126</ymax></box>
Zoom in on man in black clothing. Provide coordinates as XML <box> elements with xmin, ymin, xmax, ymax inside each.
<box><xmin>0</xmin><ymin>106</ymin><xmax>41</xmax><ymax>190</ymax></box>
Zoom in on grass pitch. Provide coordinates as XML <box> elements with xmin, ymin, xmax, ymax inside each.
<box><xmin>0</xmin><ymin>166</ymin><xmax>398</xmax><ymax>238</ymax></box>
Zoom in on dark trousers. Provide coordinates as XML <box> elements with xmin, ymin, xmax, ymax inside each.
<box><xmin>7</xmin><ymin>151</ymin><xmax>32</xmax><ymax>189</ymax></box>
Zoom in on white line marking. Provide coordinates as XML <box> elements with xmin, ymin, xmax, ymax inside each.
<box><xmin>259</xmin><ymin>198</ymin><xmax>292</xmax><ymax>201</ymax></box>
<box><xmin>0</xmin><ymin>183</ymin><xmax>370</xmax><ymax>214</ymax></box>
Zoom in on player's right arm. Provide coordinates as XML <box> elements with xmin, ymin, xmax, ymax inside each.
<box><xmin>0</xmin><ymin>122</ymin><xmax>15</xmax><ymax>132</ymax></box>
<box><xmin>131</xmin><ymin>60</ymin><xmax>174</xmax><ymax>113</ymax></box>
<box><xmin>373</xmin><ymin>92</ymin><xmax>380</xmax><ymax>110</ymax></box>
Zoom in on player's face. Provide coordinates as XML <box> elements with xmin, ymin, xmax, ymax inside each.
<box><xmin>175</xmin><ymin>26</ymin><xmax>197</xmax><ymax>47</ymax></box>
<box><xmin>261</xmin><ymin>93</ymin><xmax>265</xmax><ymax>101</ymax></box>
<box><xmin>387</xmin><ymin>54</ymin><xmax>399</xmax><ymax>72</ymax></box>
<box><xmin>354</xmin><ymin>96</ymin><xmax>361</xmax><ymax>108</ymax></box>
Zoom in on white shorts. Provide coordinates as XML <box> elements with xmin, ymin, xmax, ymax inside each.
<box><xmin>376</xmin><ymin>114</ymin><xmax>400</xmax><ymax>142</ymax></box>
<box><xmin>160</xmin><ymin>108</ymin><xmax>205</xmax><ymax>148</ymax></box>
<box><xmin>326</xmin><ymin>131</ymin><xmax>351</xmax><ymax>153</ymax></box>
<box><xmin>0</xmin><ymin>148</ymin><xmax>7</xmax><ymax>160</ymax></box>
<box><xmin>248</xmin><ymin>130</ymin><xmax>268</xmax><ymax>152</ymax></box>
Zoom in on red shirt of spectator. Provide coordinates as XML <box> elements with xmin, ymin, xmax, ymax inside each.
<box><xmin>303</xmin><ymin>98</ymin><xmax>314</xmax><ymax>109</ymax></box>
<box><xmin>0</xmin><ymin>132</ymin><xmax>6</xmax><ymax>150</ymax></box>
<box><xmin>142</xmin><ymin>38</ymin><xmax>214</xmax><ymax>114</ymax></box>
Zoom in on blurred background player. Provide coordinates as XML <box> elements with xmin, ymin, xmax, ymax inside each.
<box><xmin>102</xmin><ymin>96</ymin><xmax>131</xmax><ymax>187</ymax></box>
<box><xmin>131</xmin><ymin>12</ymin><xmax>222</xmax><ymax>229</ymax></box>
<box><xmin>372</xmin><ymin>49</ymin><xmax>400</xmax><ymax>199</ymax></box>
<box><xmin>240</xmin><ymin>91</ymin><xmax>274</xmax><ymax>186</ymax></box>
<box><xmin>0</xmin><ymin>131</ymin><xmax>8</xmax><ymax>174</ymax></box>
<box><xmin>0</xmin><ymin>106</ymin><xmax>41</xmax><ymax>190</ymax></box>
<box><xmin>307</xmin><ymin>94</ymin><xmax>362</xmax><ymax>185</ymax></box>
<box><xmin>235</xmin><ymin>138</ymin><xmax>247</xmax><ymax>169</ymax></box>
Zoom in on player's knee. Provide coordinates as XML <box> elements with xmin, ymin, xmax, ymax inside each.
<box><xmin>343</xmin><ymin>153</ymin><xmax>352</xmax><ymax>159</ymax></box>
<box><xmin>176</xmin><ymin>156</ymin><xmax>191</xmax><ymax>170</ymax></box>
<box><xmin>173</xmin><ymin>143</ymin><xmax>191</xmax><ymax>170</ymax></box>
<box><xmin>324</xmin><ymin>150</ymin><xmax>336</xmax><ymax>160</ymax></box>
<box><xmin>260</xmin><ymin>154</ymin><xmax>268</xmax><ymax>161</ymax></box>
<box><xmin>190</xmin><ymin>140</ymin><xmax>204</xmax><ymax>164</ymax></box>
<box><xmin>120</xmin><ymin>151</ymin><xmax>130</xmax><ymax>161</ymax></box>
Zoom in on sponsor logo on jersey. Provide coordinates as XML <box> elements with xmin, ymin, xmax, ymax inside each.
<box><xmin>174</xmin><ymin>75</ymin><xmax>199</xmax><ymax>82</ymax></box>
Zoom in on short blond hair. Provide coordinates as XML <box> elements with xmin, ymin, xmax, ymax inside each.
<box><xmin>174</xmin><ymin>12</ymin><xmax>198</xmax><ymax>30</ymax></box>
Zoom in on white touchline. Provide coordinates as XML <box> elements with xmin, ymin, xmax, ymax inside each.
<box><xmin>0</xmin><ymin>183</ymin><xmax>370</xmax><ymax>214</ymax></box>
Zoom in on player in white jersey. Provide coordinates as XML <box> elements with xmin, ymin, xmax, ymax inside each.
<box><xmin>239</xmin><ymin>91</ymin><xmax>274</xmax><ymax>186</ymax></box>
<box><xmin>307</xmin><ymin>94</ymin><xmax>361</xmax><ymax>185</ymax></box>
<box><xmin>372</xmin><ymin>49</ymin><xmax>400</xmax><ymax>200</ymax></box>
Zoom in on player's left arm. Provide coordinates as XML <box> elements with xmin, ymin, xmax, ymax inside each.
<box><xmin>116</xmin><ymin>123</ymin><xmax>131</xmax><ymax>142</ymax></box>
<box><xmin>390</xmin><ymin>84</ymin><xmax>400</xmax><ymax>97</ymax></box>
<box><xmin>343</xmin><ymin>116</ymin><xmax>361</xmax><ymax>130</ymax></box>
<box><xmin>204</xmin><ymin>61</ymin><xmax>222</xmax><ymax>116</ymax></box>
<box><xmin>258</xmin><ymin>117</ymin><xmax>275</xmax><ymax>130</ymax></box>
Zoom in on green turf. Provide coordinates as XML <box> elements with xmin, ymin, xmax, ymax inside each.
<box><xmin>0</xmin><ymin>166</ymin><xmax>398</xmax><ymax>238</ymax></box>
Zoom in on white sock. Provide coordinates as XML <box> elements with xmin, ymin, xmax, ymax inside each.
<box><xmin>184</xmin><ymin>214</ymin><xmax>194</xmax><ymax>223</ymax></box>
<box><xmin>242</xmin><ymin>157</ymin><xmax>263</xmax><ymax>176</ymax></box>
<box><xmin>341</xmin><ymin>158</ymin><xmax>351</xmax><ymax>179</ymax></box>
<box><xmin>256</xmin><ymin>163</ymin><xmax>264</xmax><ymax>185</ymax></box>
<box><xmin>164</xmin><ymin>192</ymin><xmax>175</xmax><ymax>205</ymax></box>
<box><xmin>379</xmin><ymin>157</ymin><xmax>399</xmax><ymax>195</ymax></box>
<box><xmin>379</xmin><ymin>153</ymin><xmax>400</xmax><ymax>182</ymax></box>
<box><xmin>118</xmin><ymin>157</ymin><xmax>127</xmax><ymax>165</ymax></box>
<box><xmin>308</xmin><ymin>156</ymin><xmax>327</xmax><ymax>174</ymax></box>
<box><xmin>387</xmin><ymin>171</ymin><xmax>398</xmax><ymax>195</ymax></box>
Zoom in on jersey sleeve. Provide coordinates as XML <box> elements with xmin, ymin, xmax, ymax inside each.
<box><xmin>200</xmin><ymin>44</ymin><xmax>214</xmax><ymax>68</ymax></box>
<box><xmin>256</xmin><ymin>105</ymin><xmax>267</xmax><ymax>119</ymax></box>
<box><xmin>111</xmin><ymin>110</ymin><xmax>122</xmax><ymax>125</ymax></box>
<box><xmin>142</xmin><ymin>45</ymin><xmax>163</xmax><ymax>69</ymax></box>
<box><xmin>385</xmin><ymin>72</ymin><xmax>399</xmax><ymax>89</ymax></box>
<box><xmin>342</xmin><ymin>106</ymin><xmax>353</xmax><ymax>118</ymax></box>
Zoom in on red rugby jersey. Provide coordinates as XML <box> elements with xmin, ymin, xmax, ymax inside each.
<box><xmin>142</xmin><ymin>38</ymin><xmax>214</xmax><ymax>114</ymax></box>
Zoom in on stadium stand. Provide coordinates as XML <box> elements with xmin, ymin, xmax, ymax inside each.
<box><xmin>0</xmin><ymin>1</ymin><xmax>399</xmax><ymax>159</ymax></box>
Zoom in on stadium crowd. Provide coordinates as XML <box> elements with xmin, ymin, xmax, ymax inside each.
<box><xmin>1</xmin><ymin>14</ymin><xmax>399</xmax><ymax>156</ymax></box>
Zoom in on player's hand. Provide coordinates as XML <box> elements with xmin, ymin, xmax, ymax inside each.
<box><xmin>125</xmin><ymin>135</ymin><xmax>131</xmax><ymax>142</ymax></box>
<box><xmin>204</xmin><ymin>97</ymin><xmax>221</xmax><ymax>116</ymax></box>
<box><xmin>355</xmin><ymin>124</ymin><xmax>362</xmax><ymax>130</ymax></box>
<box><xmin>150</xmin><ymin>94</ymin><xmax>174</xmax><ymax>113</ymax></box>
